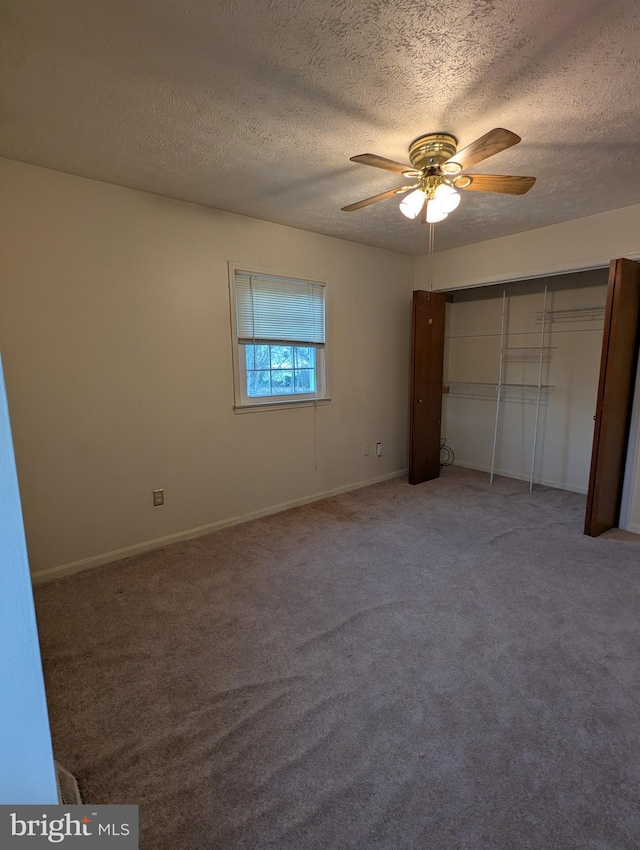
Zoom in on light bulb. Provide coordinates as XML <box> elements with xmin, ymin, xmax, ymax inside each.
<box><xmin>399</xmin><ymin>189</ymin><xmax>426</xmax><ymax>219</ymax></box>
<box><xmin>426</xmin><ymin>200</ymin><xmax>448</xmax><ymax>223</ymax></box>
<box><xmin>434</xmin><ymin>183</ymin><xmax>461</xmax><ymax>213</ymax></box>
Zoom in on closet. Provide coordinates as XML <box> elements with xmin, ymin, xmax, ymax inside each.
<box><xmin>408</xmin><ymin>259</ymin><xmax>640</xmax><ymax>536</ymax></box>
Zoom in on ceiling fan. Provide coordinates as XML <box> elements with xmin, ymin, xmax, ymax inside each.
<box><xmin>342</xmin><ymin>128</ymin><xmax>535</xmax><ymax>224</ymax></box>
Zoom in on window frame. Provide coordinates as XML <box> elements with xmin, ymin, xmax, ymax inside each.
<box><xmin>239</xmin><ymin>343</ymin><xmax>324</xmax><ymax>402</ymax></box>
<box><xmin>228</xmin><ymin>262</ymin><xmax>330</xmax><ymax>413</ymax></box>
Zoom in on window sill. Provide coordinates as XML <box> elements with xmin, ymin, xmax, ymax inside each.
<box><xmin>234</xmin><ymin>397</ymin><xmax>332</xmax><ymax>414</ymax></box>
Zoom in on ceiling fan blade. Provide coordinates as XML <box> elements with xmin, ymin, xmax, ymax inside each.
<box><xmin>341</xmin><ymin>185</ymin><xmax>415</xmax><ymax>212</ymax></box>
<box><xmin>350</xmin><ymin>153</ymin><xmax>418</xmax><ymax>176</ymax></box>
<box><xmin>457</xmin><ymin>174</ymin><xmax>535</xmax><ymax>195</ymax></box>
<box><xmin>443</xmin><ymin>128</ymin><xmax>521</xmax><ymax>173</ymax></box>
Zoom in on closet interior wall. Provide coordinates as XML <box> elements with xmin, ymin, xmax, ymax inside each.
<box><xmin>442</xmin><ymin>269</ymin><xmax>609</xmax><ymax>494</ymax></box>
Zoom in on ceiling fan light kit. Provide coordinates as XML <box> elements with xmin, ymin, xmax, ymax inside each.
<box><xmin>398</xmin><ymin>179</ymin><xmax>462</xmax><ymax>222</ymax></box>
<box><xmin>425</xmin><ymin>199</ymin><xmax>448</xmax><ymax>223</ymax></box>
<box><xmin>399</xmin><ymin>188</ymin><xmax>427</xmax><ymax>219</ymax></box>
<box><xmin>435</xmin><ymin>183</ymin><xmax>461</xmax><ymax>213</ymax></box>
<box><xmin>342</xmin><ymin>128</ymin><xmax>536</xmax><ymax>225</ymax></box>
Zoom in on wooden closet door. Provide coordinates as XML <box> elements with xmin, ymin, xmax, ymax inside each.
<box><xmin>408</xmin><ymin>290</ymin><xmax>446</xmax><ymax>485</ymax></box>
<box><xmin>585</xmin><ymin>258</ymin><xmax>640</xmax><ymax>536</ymax></box>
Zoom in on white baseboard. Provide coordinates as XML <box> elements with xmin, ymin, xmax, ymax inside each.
<box><xmin>619</xmin><ymin>521</ymin><xmax>640</xmax><ymax>535</ymax></box>
<box><xmin>31</xmin><ymin>469</ymin><xmax>408</xmax><ymax>584</ymax></box>
<box><xmin>452</xmin><ymin>460</ymin><xmax>588</xmax><ymax>495</ymax></box>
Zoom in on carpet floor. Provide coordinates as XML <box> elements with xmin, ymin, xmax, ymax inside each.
<box><xmin>34</xmin><ymin>466</ymin><xmax>640</xmax><ymax>849</ymax></box>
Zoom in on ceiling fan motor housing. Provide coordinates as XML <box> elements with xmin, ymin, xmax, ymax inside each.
<box><xmin>408</xmin><ymin>133</ymin><xmax>458</xmax><ymax>170</ymax></box>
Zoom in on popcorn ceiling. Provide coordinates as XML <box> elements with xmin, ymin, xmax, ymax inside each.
<box><xmin>1</xmin><ymin>0</ymin><xmax>639</xmax><ymax>254</ymax></box>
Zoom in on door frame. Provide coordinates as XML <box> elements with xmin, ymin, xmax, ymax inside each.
<box><xmin>584</xmin><ymin>258</ymin><xmax>640</xmax><ymax>536</ymax></box>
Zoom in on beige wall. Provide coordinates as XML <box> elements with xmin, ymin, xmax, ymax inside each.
<box><xmin>415</xmin><ymin>204</ymin><xmax>640</xmax><ymax>293</ymax></box>
<box><xmin>0</xmin><ymin>158</ymin><xmax>414</xmax><ymax>579</ymax></box>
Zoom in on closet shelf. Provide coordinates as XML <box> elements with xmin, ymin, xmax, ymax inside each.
<box><xmin>501</xmin><ymin>345</ymin><xmax>556</xmax><ymax>362</ymax></box>
<box><xmin>538</xmin><ymin>306</ymin><xmax>605</xmax><ymax>318</ymax></box>
<box><xmin>445</xmin><ymin>381</ymin><xmax>553</xmax><ymax>391</ymax></box>
<box><xmin>501</xmin><ymin>346</ymin><xmax>556</xmax><ymax>352</ymax></box>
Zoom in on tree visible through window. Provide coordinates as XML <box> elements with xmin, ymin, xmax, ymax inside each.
<box><xmin>245</xmin><ymin>344</ymin><xmax>316</xmax><ymax>397</ymax></box>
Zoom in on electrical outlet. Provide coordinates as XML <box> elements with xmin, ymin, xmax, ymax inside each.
<box><xmin>363</xmin><ymin>444</ymin><xmax>369</xmax><ymax>457</ymax></box>
<box><xmin>152</xmin><ymin>488</ymin><xmax>164</xmax><ymax>507</ymax></box>
<box><xmin>376</xmin><ymin>442</ymin><xmax>383</xmax><ymax>457</ymax></box>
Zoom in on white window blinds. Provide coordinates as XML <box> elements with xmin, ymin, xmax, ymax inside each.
<box><xmin>234</xmin><ymin>270</ymin><xmax>325</xmax><ymax>345</ymax></box>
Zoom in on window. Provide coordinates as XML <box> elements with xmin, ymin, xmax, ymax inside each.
<box><xmin>230</xmin><ymin>266</ymin><xmax>328</xmax><ymax>410</ymax></box>
<box><xmin>244</xmin><ymin>344</ymin><xmax>317</xmax><ymax>397</ymax></box>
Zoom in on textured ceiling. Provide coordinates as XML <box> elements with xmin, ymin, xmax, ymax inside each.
<box><xmin>2</xmin><ymin>0</ymin><xmax>640</xmax><ymax>255</ymax></box>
